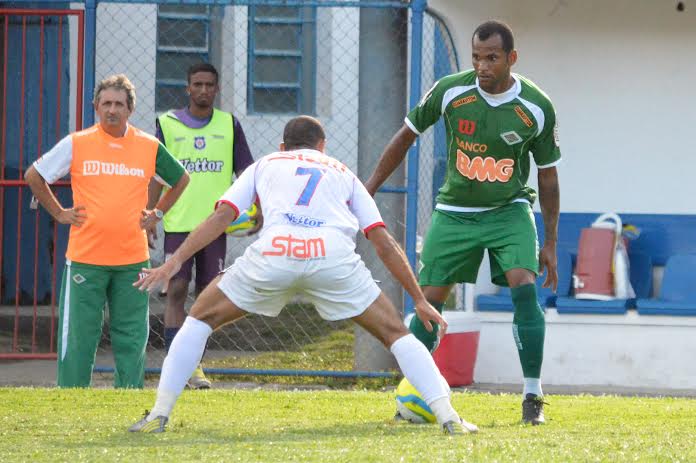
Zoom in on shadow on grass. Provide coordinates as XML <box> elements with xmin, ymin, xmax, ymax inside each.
<box><xmin>52</xmin><ymin>419</ymin><xmax>476</xmax><ymax>451</ymax></box>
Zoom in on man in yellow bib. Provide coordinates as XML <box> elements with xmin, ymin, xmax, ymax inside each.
<box><xmin>148</xmin><ymin>63</ymin><xmax>255</xmax><ymax>389</ymax></box>
<box><xmin>25</xmin><ymin>74</ymin><xmax>189</xmax><ymax>388</ymax></box>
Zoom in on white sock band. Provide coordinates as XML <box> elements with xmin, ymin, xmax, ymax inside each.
<box><xmin>523</xmin><ymin>377</ymin><xmax>543</xmax><ymax>398</ymax></box>
<box><xmin>429</xmin><ymin>397</ymin><xmax>460</xmax><ymax>425</ymax></box>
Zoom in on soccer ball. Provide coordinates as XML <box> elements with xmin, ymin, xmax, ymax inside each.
<box><xmin>225</xmin><ymin>203</ymin><xmax>258</xmax><ymax>236</ymax></box>
<box><xmin>395</xmin><ymin>378</ymin><xmax>436</xmax><ymax>424</ymax></box>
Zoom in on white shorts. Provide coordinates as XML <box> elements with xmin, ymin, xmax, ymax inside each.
<box><xmin>217</xmin><ymin>228</ymin><xmax>381</xmax><ymax>321</ymax></box>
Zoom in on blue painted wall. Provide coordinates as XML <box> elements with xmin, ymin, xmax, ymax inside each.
<box><xmin>2</xmin><ymin>11</ymin><xmax>71</xmax><ymax>304</ymax></box>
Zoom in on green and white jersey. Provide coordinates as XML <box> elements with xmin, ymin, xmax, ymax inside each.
<box><xmin>407</xmin><ymin>70</ymin><xmax>561</xmax><ymax>210</ymax></box>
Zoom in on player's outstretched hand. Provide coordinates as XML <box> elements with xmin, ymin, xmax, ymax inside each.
<box><xmin>414</xmin><ymin>299</ymin><xmax>448</xmax><ymax>337</ymax></box>
<box><xmin>539</xmin><ymin>243</ymin><xmax>558</xmax><ymax>292</ymax></box>
<box><xmin>57</xmin><ymin>205</ymin><xmax>87</xmax><ymax>227</ymax></box>
<box><xmin>133</xmin><ymin>259</ymin><xmax>182</xmax><ymax>293</ymax></box>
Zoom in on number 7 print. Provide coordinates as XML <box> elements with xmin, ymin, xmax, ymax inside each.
<box><xmin>295</xmin><ymin>167</ymin><xmax>325</xmax><ymax>206</ymax></box>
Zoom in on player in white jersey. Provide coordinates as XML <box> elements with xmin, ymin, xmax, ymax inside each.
<box><xmin>128</xmin><ymin>116</ymin><xmax>478</xmax><ymax>436</ymax></box>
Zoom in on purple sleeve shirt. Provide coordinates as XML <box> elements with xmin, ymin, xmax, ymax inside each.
<box><xmin>156</xmin><ymin>108</ymin><xmax>254</xmax><ymax>177</ymax></box>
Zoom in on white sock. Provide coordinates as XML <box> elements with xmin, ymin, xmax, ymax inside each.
<box><xmin>429</xmin><ymin>397</ymin><xmax>460</xmax><ymax>425</ymax></box>
<box><xmin>390</xmin><ymin>334</ymin><xmax>458</xmax><ymax>424</ymax></box>
<box><xmin>149</xmin><ymin>316</ymin><xmax>213</xmax><ymax>419</ymax></box>
<box><xmin>523</xmin><ymin>377</ymin><xmax>543</xmax><ymax>398</ymax></box>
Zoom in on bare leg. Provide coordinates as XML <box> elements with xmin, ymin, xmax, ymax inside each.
<box><xmin>164</xmin><ymin>278</ymin><xmax>189</xmax><ymax>329</ymax></box>
<box><xmin>351</xmin><ymin>292</ymin><xmax>410</xmax><ymax>347</ymax></box>
<box><xmin>505</xmin><ymin>268</ymin><xmax>536</xmax><ymax>288</ymax></box>
<box><xmin>421</xmin><ymin>285</ymin><xmax>454</xmax><ymax>305</ymax></box>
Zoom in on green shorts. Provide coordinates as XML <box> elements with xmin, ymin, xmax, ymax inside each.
<box><xmin>418</xmin><ymin>202</ymin><xmax>539</xmax><ymax>287</ymax></box>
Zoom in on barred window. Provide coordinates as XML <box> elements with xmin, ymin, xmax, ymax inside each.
<box><xmin>248</xmin><ymin>6</ymin><xmax>316</xmax><ymax>114</ymax></box>
<box><xmin>155</xmin><ymin>5</ymin><xmax>211</xmax><ymax>112</ymax></box>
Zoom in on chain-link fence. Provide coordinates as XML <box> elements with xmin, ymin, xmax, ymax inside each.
<box><xmin>1</xmin><ymin>0</ymin><xmax>459</xmax><ymax>377</ymax></box>
<box><xmin>415</xmin><ymin>7</ymin><xmax>462</xmax><ymax>311</ymax></box>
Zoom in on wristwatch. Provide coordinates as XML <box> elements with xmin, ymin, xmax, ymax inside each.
<box><xmin>154</xmin><ymin>208</ymin><xmax>164</xmax><ymax>220</ymax></box>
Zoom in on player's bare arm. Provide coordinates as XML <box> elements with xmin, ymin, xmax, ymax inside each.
<box><xmin>140</xmin><ymin>172</ymin><xmax>190</xmax><ymax>232</ymax></box>
<box><xmin>25</xmin><ymin>165</ymin><xmax>87</xmax><ymax>227</ymax></box>
<box><xmin>367</xmin><ymin>226</ymin><xmax>447</xmax><ymax>335</ymax></box>
<box><xmin>537</xmin><ymin>166</ymin><xmax>560</xmax><ymax>291</ymax></box>
<box><xmin>146</xmin><ymin>178</ymin><xmax>165</xmax><ymax>210</ymax></box>
<box><xmin>364</xmin><ymin>124</ymin><xmax>418</xmax><ymax>196</ymax></box>
<box><xmin>135</xmin><ymin>202</ymin><xmax>236</xmax><ymax>292</ymax></box>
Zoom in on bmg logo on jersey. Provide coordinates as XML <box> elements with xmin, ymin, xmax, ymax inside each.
<box><xmin>285</xmin><ymin>213</ymin><xmax>325</xmax><ymax>228</ymax></box>
<box><xmin>456</xmin><ymin>149</ymin><xmax>514</xmax><ymax>183</ymax></box>
<box><xmin>263</xmin><ymin>234</ymin><xmax>326</xmax><ymax>260</ymax></box>
<box><xmin>82</xmin><ymin>160</ymin><xmax>145</xmax><ymax>178</ymax></box>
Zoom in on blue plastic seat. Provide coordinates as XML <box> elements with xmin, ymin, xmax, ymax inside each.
<box><xmin>556</xmin><ymin>252</ymin><xmax>652</xmax><ymax>315</ymax></box>
<box><xmin>476</xmin><ymin>250</ymin><xmax>572</xmax><ymax>312</ymax></box>
<box><xmin>637</xmin><ymin>254</ymin><xmax>696</xmax><ymax>316</ymax></box>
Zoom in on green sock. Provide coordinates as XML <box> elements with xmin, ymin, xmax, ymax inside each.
<box><xmin>408</xmin><ymin>301</ymin><xmax>444</xmax><ymax>353</ymax></box>
<box><xmin>511</xmin><ymin>284</ymin><xmax>545</xmax><ymax>378</ymax></box>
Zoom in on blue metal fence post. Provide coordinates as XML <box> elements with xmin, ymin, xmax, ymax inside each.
<box><xmin>404</xmin><ymin>0</ymin><xmax>426</xmax><ymax>316</ymax></box>
<box><xmin>83</xmin><ymin>0</ymin><xmax>97</xmax><ymax>127</ymax></box>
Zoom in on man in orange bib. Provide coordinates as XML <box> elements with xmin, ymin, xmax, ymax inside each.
<box><xmin>25</xmin><ymin>74</ymin><xmax>189</xmax><ymax>388</ymax></box>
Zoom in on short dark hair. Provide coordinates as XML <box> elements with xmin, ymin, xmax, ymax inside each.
<box><xmin>472</xmin><ymin>20</ymin><xmax>515</xmax><ymax>53</ymax></box>
<box><xmin>283</xmin><ymin>116</ymin><xmax>326</xmax><ymax>151</ymax></box>
<box><xmin>187</xmin><ymin>62</ymin><xmax>219</xmax><ymax>84</ymax></box>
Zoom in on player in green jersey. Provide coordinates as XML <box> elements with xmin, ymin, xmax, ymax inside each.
<box><xmin>365</xmin><ymin>20</ymin><xmax>560</xmax><ymax>425</ymax></box>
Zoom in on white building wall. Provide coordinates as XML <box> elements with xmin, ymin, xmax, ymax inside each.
<box><xmin>94</xmin><ymin>3</ymin><xmax>158</xmax><ymax>133</ymax></box>
<box><xmin>429</xmin><ymin>0</ymin><xmax>696</xmax><ymax>214</ymax></box>
<box><xmin>473</xmin><ymin>310</ymin><xmax>696</xmax><ymax>390</ymax></box>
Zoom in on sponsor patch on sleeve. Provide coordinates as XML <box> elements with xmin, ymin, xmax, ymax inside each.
<box><xmin>500</xmin><ymin>131</ymin><xmax>523</xmax><ymax>145</ymax></box>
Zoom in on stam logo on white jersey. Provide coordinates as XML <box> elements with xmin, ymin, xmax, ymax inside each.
<box><xmin>82</xmin><ymin>160</ymin><xmax>145</xmax><ymax>177</ymax></box>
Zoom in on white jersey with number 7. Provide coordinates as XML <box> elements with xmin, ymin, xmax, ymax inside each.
<box><xmin>216</xmin><ymin>149</ymin><xmax>385</xmax><ymax>241</ymax></box>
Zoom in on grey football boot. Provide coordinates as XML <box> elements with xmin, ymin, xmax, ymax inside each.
<box><xmin>442</xmin><ymin>418</ymin><xmax>479</xmax><ymax>435</ymax></box>
<box><xmin>128</xmin><ymin>411</ymin><xmax>169</xmax><ymax>433</ymax></box>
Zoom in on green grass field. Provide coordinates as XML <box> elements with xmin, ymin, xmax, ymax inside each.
<box><xmin>1</xmin><ymin>388</ymin><xmax>695</xmax><ymax>462</ymax></box>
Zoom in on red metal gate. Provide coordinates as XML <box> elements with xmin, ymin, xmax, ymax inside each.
<box><xmin>0</xmin><ymin>9</ymin><xmax>83</xmax><ymax>359</ymax></box>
